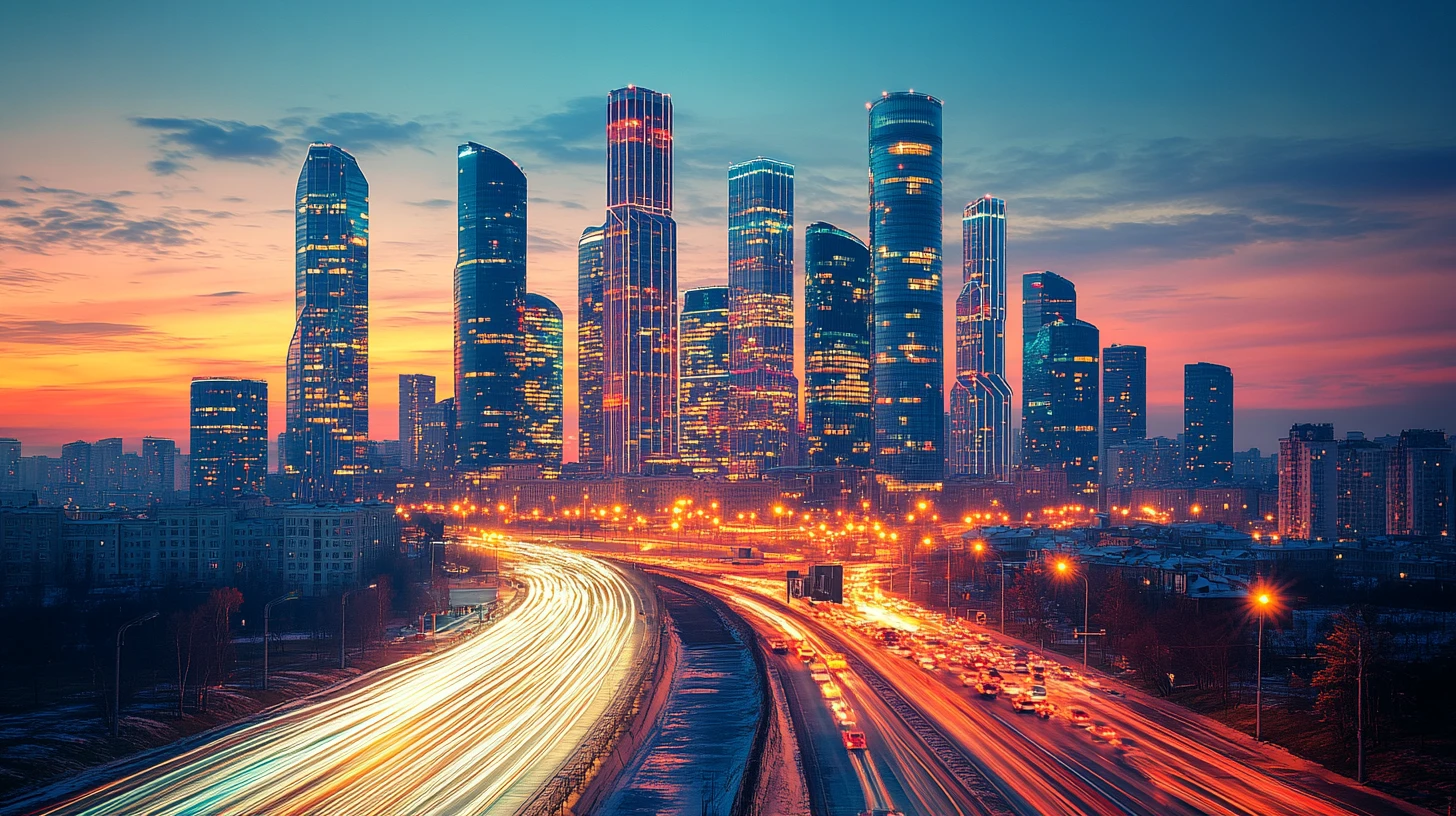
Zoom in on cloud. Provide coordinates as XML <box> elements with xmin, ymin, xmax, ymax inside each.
<box><xmin>0</xmin><ymin>184</ymin><xmax>198</xmax><ymax>253</ymax></box>
<box><xmin>200</xmin><ymin>290</ymin><xmax>246</xmax><ymax>298</ymax></box>
<box><xmin>132</xmin><ymin>117</ymin><xmax>285</xmax><ymax>162</ymax></box>
<box><xmin>0</xmin><ymin>199</ymin><xmax>22</xmax><ymax>208</ymax></box>
<box><xmin>500</xmin><ymin>96</ymin><xmax>602</xmax><ymax>165</ymax></box>
<box><xmin>308</xmin><ymin>112</ymin><xmax>431</xmax><ymax>151</ymax></box>
<box><xmin>406</xmin><ymin>198</ymin><xmax>453</xmax><ymax>209</ymax></box>
<box><xmin>0</xmin><ymin>316</ymin><xmax>156</xmax><ymax>345</ymax></box>
<box><xmin>148</xmin><ymin>156</ymin><xmax>195</xmax><ymax>176</ymax></box>
<box><xmin>0</xmin><ymin>267</ymin><xmax>76</xmax><ymax>291</ymax></box>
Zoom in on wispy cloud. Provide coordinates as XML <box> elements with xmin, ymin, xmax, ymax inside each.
<box><xmin>0</xmin><ymin>316</ymin><xmax>157</xmax><ymax>346</ymax></box>
<box><xmin>0</xmin><ymin>186</ymin><xmax>198</xmax><ymax>253</ymax></box>
<box><xmin>307</xmin><ymin>112</ymin><xmax>431</xmax><ymax>152</ymax></box>
<box><xmin>500</xmin><ymin>96</ymin><xmax>602</xmax><ymax>165</ymax></box>
<box><xmin>132</xmin><ymin>112</ymin><xmax>438</xmax><ymax>175</ymax></box>
<box><xmin>132</xmin><ymin>117</ymin><xmax>285</xmax><ymax>162</ymax></box>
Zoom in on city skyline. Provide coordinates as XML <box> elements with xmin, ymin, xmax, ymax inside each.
<box><xmin>2</xmin><ymin>3</ymin><xmax>1454</xmax><ymax>459</ymax></box>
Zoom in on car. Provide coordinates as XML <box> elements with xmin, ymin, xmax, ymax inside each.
<box><xmin>1034</xmin><ymin>702</ymin><xmax>1058</xmax><ymax>720</ymax></box>
<box><xmin>1068</xmin><ymin>707</ymin><xmax>1092</xmax><ymax>726</ymax></box>
<box><xmin>1030</xmin><ymin>685</ymin><xmax>1048</xmax><ymax>701</ymax></box>
<box><xmin>769</xmin><ymin>638</ymin><xmax>789</xmax><ymax>654</ymax></box>
<box><xmin>986</xmin><ymin>667</ymin><xmax>1002</xmax><ymax>679</ymax></box>
<box><xmin>977</xmin><ymin>634</ymin><xmax>992</xmax><ymax>644</ymax></box>
<box><xmin>918</xmin><ymin>659</ymin><xmax>937</xmax><ymax>671</ymax></box>
<box><xmin>798</xmin><ymin>646</ymin><xmax>816</xmax><ymax>661</ymax></box>
<box><xmin>959</xmin><ymin>673</ymin><xmax>978</xmax><ymax>687</ymax></box>
<box><xmin>1012</xmin><ymin>696</ymin><xmax>1038</xmax><ymax>712</ymax></box>
<box><xmin>1014</xmin><ymin>662</ymin><xmax>1030</xmax><ymax>674</ymax></box>
<box><xmin>843</xmin><ymin>731</ymin><xmax>868</xmax><ymax>750</ymax></box>
<box><xmin>811</xmin><ymin>671</ymin><xmax>833</xmax><ymax>683</ymax></box>
<box><xmin>1090</xmin><ymin>725</ymin><xmax>1120</xmax><ymax>744</ymax></box>
<box><xmin>821</xmin><ymin>682</ymin><xmax>843</xmax><ymax>699</ymax></box>
<box><xmin>977</xmin><ymin>682</ymin><xmax>1001</xmax><ymax>698</ymax></box>
<box><xmin>1084</xmin><ymin>678</ymin><xmax>1102</xmax><ymax>690</ymax></box>
<box><xmin>810</xmin><ymin>661</ymin><xmax>828</xmax><ymax>672</ymax></box>
<box><xmin>1003</xmin><ymin>684</ymin><xmax>1024</xmax><ymax>698</ymax></box>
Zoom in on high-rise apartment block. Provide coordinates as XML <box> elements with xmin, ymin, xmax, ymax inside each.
<box><xmin>190</xmin><ymin>378</ymin><xmax>268</xmax><ymax>504</ymax></box>
<box><xmin>1278</xmin><ymin>423</ymin><xmax>1337</xmax><ymax>541</ymax></box>
<box><xmin>1184</xmin><ymin>362</ymin><xmax>1234</xmax><ymax>484</ymax></box>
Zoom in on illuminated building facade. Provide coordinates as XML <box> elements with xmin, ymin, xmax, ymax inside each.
<box><xmin>1024</xmin><ymin>319</ymin><xmax>1101</xmax><ymax>497</ymax></box>
<box><xmin>804</xmin><ymin>222</ymin><xmax>873</xmax><ymax>468</ymax></box>
<box><xmin>1336</xmin><ymin>434</ymin><xmax>1388</xmax><ymax>540</ymax></box>
<box><xmin>950</xmin><ymin>196</ymin><xmax>1011</xmax><ymax>480</ymax></box>
<box><xmin>679</xmin><ymin>286</ymin><xmax>731</xmax><ymax>475</ymax></box>
<box><xmin>141</xmin><ymin>437</ymin><xmax>177</xmax><ymax>499</ymax></box>
<box><xmin>727</xmin><ymin>157</ymin><xmax>796</xmax><ymax>479</ymax></box>
<box><xmin>1184</xmin><ymin>362</ymin><xmax>1234</xmax><ymax>483</ymax></box>
<box><xmin>1388</xmin><ymin>429</ymin><xmax>1452</xmax><ymax>538</ymax></box>
<box><xmin>190</xmin><ymin>378</ymin><xmax>268</xmax><ymax>504</ymax></box>
<box><xmin>603</xmin><ymin>86</ymin><xmax>677</xmax><ymax>473</ymax></box>
<box><xmin>455</xmin><ymin>142</ymin><xmax>527</xmax><ymax>471</ymax></box>
<box><xmin>521</xmin><ymin>293</ymin><xmax>564</xmax><ymax>477</ymax></box>
<box><xmin>1278</xmin><ymin>423</ymin><xmax>1337</xmax><ymax>541</ymax></box>
<box><xmin>1021</xmin><ymin>270</ymin><xmax>1076</xmax><ymax>471</ymax></box>
<box><xmin>576</xmin><ymin>224</ymin><xmax>606</xmax><ymax>472</ymax></box>
<box><xmin>1102</xmin><ymin>344</ymin><xmax>1147</xmax><ymax>474</ymax></box>
<box><xmin>284</xmin><ymin>144</ymin><xmax>369</xmax><ymax>502</ymax></box>
<box><xmin>398</xmin><ymin>374</ymin><xmax>435</xmax><ymax>472</ymax></box>
<box><xmin>868</xmin><ymin>91</ymin><xmax>944</xmax><ymax>488</ymax></box>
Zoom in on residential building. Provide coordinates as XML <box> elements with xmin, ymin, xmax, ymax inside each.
<box><xmin>1184</xmin><ymin>362</ymin><xmax>1234</xmax><ymax>483</ymax></box>
<box><xmin>1278</xmin><ymin>423</ymin><xmax>1337</xmax><ymax>542</ymax></box>
<box><xmin>1388</xmin><ymin>429</ymin><xmax>1452</xmax><ymax>538</ymax></box>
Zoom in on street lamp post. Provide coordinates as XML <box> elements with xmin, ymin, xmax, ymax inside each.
<box><xmin>1056</xmin><ymin>560</ymin><xmax>1091</xmax><ymax>666</ymax></box>
<box><xmin>1254</xmin><ymin>590</ymin><xmax>1273</xmax><ymax>741</ymax></box>
<box><xmin>263</xmin><ymin>591</ymin><xmax>300</xmax><ymax>691</ymax></box>
<box><xmin>973</xmin><ymin>542</ymin><xmax>1007</xmax><ymax>633</ymax></box>
<box><xmin>113</xmin><ymin>611</ymin><xmax>158</xmax><ymax>737</ymax></box>
<box><xmin>340</xmin><ymin>583</ymin><xmax>378</xmax><ymax>670</ymax></box>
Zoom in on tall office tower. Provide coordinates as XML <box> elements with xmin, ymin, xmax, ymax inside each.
<box><xmin>398</xmin><ymin>374</ymin><xmax>436</xmax><ymax>472</ymax></box>
<box><xmin>679</xmin><ymin>286</ymin><xmax>732</xmax><ymax>474</ymax></box>
<box><xmin>1021</xmin><ymin>271</ymin><xmax>1077</xmax><ymax>469</ymax></box>
<box><xmin>284</xmin><ymin>144</ymin><xmax>369</xmax><ymax>501</ymax></box>
<box><xmin>90</xmin><ymin>437</ymin><xmax>123</xmax><ymax>497</ymax></box>
<box><xmin>726</xmin><ymin>157</ymin><xmax>796</xmax><ymax>479</ymax></box>
<box><xmin>0</xmin><ymin>438</ymin><xmax>19</xmax><ymax>491</ymax></box>
<box><xmin>576</xmin><ymin>224</ymin><xmax>607</xmax><ymax>471</ymax></box>
<box><xmin>1183</xmin><ymin>362</ymin><xmax>1234</xmax><ymax>483</ymax></box>
<box><xmin>603</xmin><ymin>86</ymin><xmax>677</xmax><ymax>473</ymax></box>
<box><xmin>1102</xmin><ymin>344</ymin><xmax>1147</xmax><ymax>454</ymax></box>
<box><xmin>190</xmin><ymin>378</ymin><xmax>268</xmax><ymax>504</ymax></box>
<box><xmin>60</xmin><ymin>440</ymin><xmax>90</xmax><ymax>496</ymax></box>
<box><xmin>455</xmin><ymin>142</ymin><xmax>527</xmax><ymax>471</ymax></box>
<box><xmin>521</xmin><ymin>293</ymin><xmax>564</xmax><ymax>476</ymax></box>
<box><xmin>949</xmin><ymin>196</ymin><xmax>1012</xmax><ymax>480</ymax></box>
<box><xmin>140</xmin><ymin>437</ymin><xmax>177</xmax><ymax>499</ymax></box>
<box><xmin>805</xmin><ymin>222</ymin><xmax>874</xmax><ymax>469</ymax></box>
<box><xmin>1336</xmin><ymin>433</ymin><xmax>1389</xmax><ymax>540</ymax></box>
<box><xmin>1387</xmin><ymin>429</ymin><xmax>1452</xmax><ymax>537</ymax></box>
<box><xmin>869</xmin><ymin>91</ymin><xmax>944</xmax><ymax>488</ymax></box>
<box><xmin>1278</xmin><ymin>423</ymin><xmax>1337</xmax><ymax>541</ymax></box>
<box><xmin>1023</xmin><ymin>319</ymin><xmax>1102</xmax><ymax>497</ymax></box>
<box><xmin>423</xmin><ymin>398</ymin><xmax>456</xmax><ymax>474</ymax></box>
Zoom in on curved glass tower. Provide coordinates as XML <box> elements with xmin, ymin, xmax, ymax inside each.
<box><xmin>1021</xmin><ymin>270</ymin><xmax>1077</xmax><ymax>468</ymax></box>
<box><xmin>680</xmin><ymin>286</ymin><xmax>731</xmax><ymax>474</ymax></box>
<box><xmin>805</xmin><ymin>222</ymin><xmax>873</xmax><ymax>468</ymax></box>
<box><xmin>868</xmin><ymin>92</ymin><xmax>943</xmax><ymax>488</ymax></box>
<box><xmin>285</xmin><ymin>143</ymin><xmax>368</xmax><ymax>501</ymax></box>
<box><xmin>576</xmin><ymin>224</ymin><xmax>606</xmax><ymax>471</ymax></box>
<box><xmin>604</xmin><ymin>86</ymin><xmax>677</xmax><ymax>473</ymax></box>
<box><xmin>455</xmin><ymin>142</ymin><xmax>526</xmax><ymax>471</ymax></box>
<box><xmin>728</xmin><ymin>157</ymin><xmax>796</xmax><ymax>479</ymax></box>
<box><xmin>950</xmin><ymin>195</ymin><xmax>1012</xmax><ymax>480</ymax></box>
<box><xmin>521</xmin><ymin>293</ymin><xmax>564</xmax><ymax>476</ymax></box>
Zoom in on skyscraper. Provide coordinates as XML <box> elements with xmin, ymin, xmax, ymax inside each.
<box><xmin>521</xmin><ymin>293</ymin><xmax>564</xmax><ymax>476</ymax></box>
<box><xmin>0</xmin><ymin>438</ymin><xmax>18</xmax><ymax>491</ymax></box>
<box><xmin>398</xmin><ymin>374</ymin><xmax>436</xmax><ymax>472</ymax></box>
<box><xmin>727</xmin><ymin>157</ymin><xmax>796</xmax><ymax>479</ymax></box>
<box><xmin>805</xmin><ymin>222</ymin><xmax>874</xmax><ymax>469</ymax></box>
<box><xmin>60</xmin><ymin>440</ymin><xmax>90</xmax><ymax>498</ymax></box>
<box><xmin>603</xmin><ymin>86</ymin><xmax>677</xmax><ymax>474</ymax></box>
<box><xmin>141</xmin><ymin>437</ymin><xmax>177</xmax><ymax>500</ymax></box>
<box><xmin>868</xmin><ymin>91</ymin><xmax>943</xmax><ymax>488</ymax></box>
<box><xmin>285</xmin><ymin>143</ymin><xmax>368</xmax><ymax>502</ymax></box>
<box><xmin>1021</xmin><ymin>271</ymin><xmax>1077</xmax><ymax>470</ymax></box>
<box><xmin>190</xmin><ymin>378</ymin><xmax>268</xmax><ymax>504</ymax></box>
<box><xmin>90</xmin><ymin>437</ymin><xmax>123</xmax><ymax>498</ymax></box>
<box><xmin>1336</xmin><ymin>433</ymin><xmax>1389</xmax><ymax>540</ymax></box>
<box><xmin>1278</xmin><ymin>423</ymin><xmax>1337</xmax><ymax>542</ymax></box>
<box><xmin>576</xmin><ymin>224</ymin><xmax>607</xmax><ymax>472</ymax></box>
<box><xmin>1388</xmin><ymin>429</ymin><xmax>1452</xmax><ymax>538</ymax></box>
<box><xmin>679</xmin><ymin>286</ymin><xmax>732</xmax><ymax>475</ymax></box>
<box><xmin>1024</xmin><ymin>319</ymin><xmax>1101</xmax><ymax>497</ymax></box>
<box><xmin>455</xmin><ymin>142</ymin><xmax>527</xmax><ymax>471</ymax></box>
<box><xmin>1102</xmin><ymin>344</ymin><xmax>1147</xmax><ymax>459</ymax></box>
<box><xmin>950</xmin><ymin>196</ymin><xmax>1011</xmax><ymax>480</ymax></box>
<box><xmin>1184</xmin><ymin>362</ymin><xmax>1234</xmax><ymax>483</ymax></box>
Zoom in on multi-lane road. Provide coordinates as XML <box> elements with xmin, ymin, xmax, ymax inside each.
<box><xmin>5</xmin><ymin>542</ymin><xmax>648</xmax><ymax>816</ymax></box>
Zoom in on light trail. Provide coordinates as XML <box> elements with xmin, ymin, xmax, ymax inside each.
<box><xmin>11</xmin><ymin>542</ymin><xmax>645</xmax><ymax>816</ymax></box>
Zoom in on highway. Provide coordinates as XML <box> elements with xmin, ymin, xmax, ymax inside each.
<box><xmin>8</xmin><ymin>542</ymin><xmax>647</xmax><ymax>816</ymax></box>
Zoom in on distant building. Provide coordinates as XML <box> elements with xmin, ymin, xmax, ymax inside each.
<box><xmin>1105</xmin><ymin>436</ymin><xmax>1183</xmax><ymax>487</ymax></box>
<box><xmin>0</xmin><ymin>438</ymin><xmax>18</xmax><ymax>491</ymax></box>
<box><xmin>1234</xmin><ymin>447</ymin><xmax>1278</xmax><ymax>487</ymax></box>
<box><xmin>455</xmin><ymin>142</ymin><xmax>527</xmax><ymax>471</ymax></box>
<box><xmin>1184</xmin><ymin>363</ymin><xmax>1234</xmax><ymax>484</ymax></box>
<box><xmin>1024</xmin><ymin>318</ymin><xmax>1101</xmax><ymax>498</ymax></box>
<box><xmin>284</xmin><ymin>143</ymin><xmax>369</xmax><ymax>502</ymax></box>
<box><xmin>367</xmin><ymin>440</ymin><xmax>402</xmax><ymax>472</ymax></box>
<box><xmin>90</xmin><ymin>437</ymin><xmax>123</xmax><ymax>498</ymax></box>
<box><xmin>1336</xmin><ymin>433</ymin><xmax>1389</xmax><ymax>540</ymax></box>
<box><xmin>1021</xmin><ymin>271</ymin><xmax>1077</xmax><ymax>470</ymax></box>
<box><xmin>727</xmin><ymin>158</ymin><xmax>797</xmax><ymax>479</ymax></box>
<box><xmin>1278</xmin><ymin>423</ymin><xmax>1337</xmax><ymax>542</ymax></box>
<box><xmin>950</xmin><ymin>196</ymin><xmax>1012</xmax><ymax>480</ymax></box>
<box><xmin>804</xmin><ymin>222</ymin><xmax>873</xmax><ymax>469</ymax></box>
<box><xmin>1387</xmin><ymin>429</ymin><xmax>1452</xmax><ymax>538</ymax></box>
<box><xmin>521</xmin><ymin>293</ymin><xmax>564</xmax><ymax>476</ymax></box>
<box><xmin>398</xmin><ymin>374</ymin><xmax>436</xmax><ymax>472</ymax></box>
<box><xmin>1102</xmin><ymin>344</ymin><xmax>1147</xmax><ymax>457</ymax></box>
<box><xmin>60</xmin><ymin>440</ymin><xmax>91</xmax><ymax>501</ymax></box>
<box><xmin>679</xmin><ymin>286</ymin><xmax>732</xmax><ymax>475</ymax></box>
<box><xmin>141</xmin><ymin>437</ymin><xmax>178</xmax><ymax>501</ymax></box>
<box><xmin>869</xmin><ymin>91</ymin><xmax>944</xmax><ymax>489</ymax></box>
<box><xmin>190</xmin><ymin>378</ymin><xmax>268</xmax><ymax>504</ymax></box>
<box><xmin>576</xmin><ymin>224</ymin><xmax>607</xmax><ymax>472</ymax></box>
<box><xmin>278</xmin><ymin>503</ymin><xmax>398</xmax><ymax>595</ymax></box>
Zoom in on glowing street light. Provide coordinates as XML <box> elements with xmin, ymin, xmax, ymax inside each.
<box><xmin>973</xmin><ymin>541</ymin><xmax>1007</xmax><ymax>633</ymax></box>
<box><xmin>1055</xmin><ymin>559</ymin><xmax>1091</xmax><ymax>666</ymax></box>
<box><xmin>1252</xmin><ymin>587</ymin><xmax>1275</xmax><ymax>741</ymax></box>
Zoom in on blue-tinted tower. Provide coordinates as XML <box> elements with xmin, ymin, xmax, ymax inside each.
<box><xmin>950</xmin><ymin>196</ymin><xmax>1012</xmax><ymax>480</ymax></box>
<box><xmin>805</xmin><ymin>222</ymin><xmax>874</xmax><ymax>468</ymax></box>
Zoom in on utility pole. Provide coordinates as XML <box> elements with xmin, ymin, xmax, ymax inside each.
<box><xmin>263</xmin><ymin>591</ymin><xmax>300</xmax><ymax>691</ymax></box>
<box><xmin>341</xmin><ymin>583</ymin><xmax>378</xmax><ymax>669</ymax></box>
<box><xmin>1357</xmin><ymin>634</ymin><xmax>1365</xmax><ymax>783</ymax></box>
<box><xmin>113</xmin><ymin>611</ymin><xmax>158</xmax><ymax>737</ymax></box>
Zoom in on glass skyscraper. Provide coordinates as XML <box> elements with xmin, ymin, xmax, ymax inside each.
<box><xmin>603</xmin><ymin>86</ymin><xmax>677</xmax><ymax>473</ymax></box>
<box><xmin>1021</xmin><ymin>271</ymin><xmax>1077</xmax><ymax>468</ymax></box>
<box><xmin>1026</xmin><ymin>320</ymin><xmax>1101</xmax><ymax>497</ymax></box>
<box><xmin>576</xmin><ymin>224</ymin><xmax>606</xmax><ymax>472</ymax></box>
<box><xmin>805</xmin><ymin>222</ymin><xmax>873</xmax><ymax>469</ymax></box>
<box><xmin>868</xmin><ymin>91</ymin><xmax>944</xmax><ymax>488</ymax></box>
<box><xmin>190</xmin><ymin>378</ymin><xmax>268</xmax><ymax>504</ymax></box>
<box><xmin>1184</xmin><ymin>362</ymin><xmax>1234</xmax><ymax>483</ymax></box>
<box><xmin>950</xmin><ymin>195</ymin><xmax>1011</xmax><ymax>480</ymax></box>
<box><xmin>1102</xmin><ymin>344</ymin><xmax>1147</xmax><ymax>463</ymax></box>
<box><xmin>727</xmin><ymin>157</ymin><xmax>796</xmax><ymax>479</ymax></box>
<box><xmin>285</xmin><ymin>144</ymin><xmax>368</xmax><ymax>502</ymax></box>
<box><xmin>679</xmin><ymin>286</ymin><xmax>731</xmax><ymax>475</ymax></box>
<box><xmin>398</xmin><ymin>374</ymin><xmax>435</xmax><ymax>472</ymax></box>
<box><xmin>519</xmin><ymin>294</ymin><xmax>564</xmax><ymax>477</ymax></box>
<box><xmin>455</xmin><ymin>142</ymin><xmax>527</xmax><ymax>471</ymax></box>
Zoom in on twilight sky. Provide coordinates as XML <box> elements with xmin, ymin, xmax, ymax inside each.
<box><xmin>1</xmin><ymin>0</ymin><xmax>1453</xmax><ymax>461</ymax></box>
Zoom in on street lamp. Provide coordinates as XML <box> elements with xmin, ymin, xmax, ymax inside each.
<box><xmin>1055</xmin><ymin>559</ymin><xmax>1091</xmax><ymax>666</ymax></box>
<box><xmin>114</xmin><ymin>611</ymin><xmax>158</xmax><ymax>737</ymax></box>
<box><xmin>341</xmin><ymin>583</ymin><xmax>378</xmax><ymax>669</ymax></box>
<box><xmin>263</xmin><ymin>591</ymin><xmax>301</xmax><ymax>691</ymax></box>
<box><xmin>1253</xmin><ymin>588</ymin><xmax>1274</xmax><ymax>741</ymax></box>
<box><xmin>973</xmin><ymin>541</ymin><xmax>1007</xmax><ymax>633</ymax></box>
